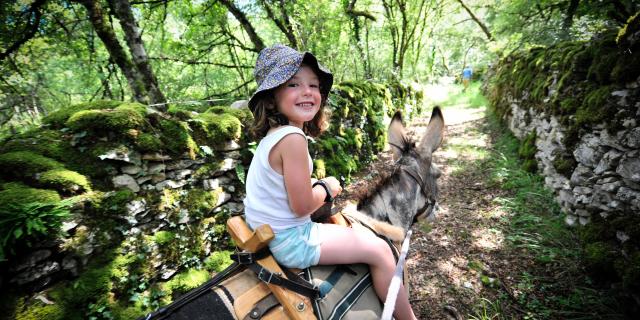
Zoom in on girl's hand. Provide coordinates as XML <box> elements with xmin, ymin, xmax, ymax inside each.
<box><xmin>322</xmin><ymin>176</ymin><xmax>342</xmax><ymax>198</ymax></box>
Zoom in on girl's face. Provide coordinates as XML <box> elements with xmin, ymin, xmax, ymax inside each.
<box><xmin>273</xmin><ymin>65</ymin><xmax>322</xmax><ymax>129</ymax></box>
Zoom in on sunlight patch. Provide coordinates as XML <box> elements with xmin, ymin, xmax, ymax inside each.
<box><xmin>472</xmin><ymin>227</ymin><xmax>504</xmax><ymax>250</ymax></box>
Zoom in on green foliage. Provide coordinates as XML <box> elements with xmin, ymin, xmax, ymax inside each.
<box><xmin>38</xmin><ymin>169</ymin><xmax>91</xmax><ymax>194</ymax></box>
<box><xmin>0</xmin><ymin>199</ymin><xmax>73</xmax><ymax>260</ymax></box>
<box><xmin>0</xmin><ymin>151</ymin><xmax>63</xmax><ymax>179</ymax></box>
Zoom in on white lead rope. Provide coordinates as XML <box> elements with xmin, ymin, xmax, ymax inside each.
<box><xmin>381</xmin><ymin>229</ymin><xmax>413</xmax><ymax>320</ymax></box>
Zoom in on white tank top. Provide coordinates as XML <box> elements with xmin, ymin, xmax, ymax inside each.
<box><xmin>244</xmin><ymin>126</ymin><xmax>313</xmax><ymax>232</ymax></box>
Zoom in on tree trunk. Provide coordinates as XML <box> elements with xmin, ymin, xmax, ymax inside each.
<box><xmin>77</xmin><ymin>0</ymin><xmax>149</xmax><ymax>103</ymax></box>
<box><xmin>346</xmin><ymin>0</ymin><xmax>375</xmax><ymax>78</ymax></box>
<box><xmin>110</xmin><ymin>0</ymin><xmax>166</xmax><ymax>104</ymax></box>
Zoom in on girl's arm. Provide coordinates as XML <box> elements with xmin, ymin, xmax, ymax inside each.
<box><xmin>273</xmin><ymin>133</ymin><xmax>328</xmax><ymax>216</ymax></box>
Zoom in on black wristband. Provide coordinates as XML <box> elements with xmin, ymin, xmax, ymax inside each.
<box><xmin>313</xmin><ymin>180</ymin><xmax>334</xmax><ymax>203</ymax></box>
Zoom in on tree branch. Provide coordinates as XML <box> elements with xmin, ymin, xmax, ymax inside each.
<box><xmin>0</xmin><ymin>0</ymin><xmax>48</xmax><ymax>61</ymax></box>
<box><xmin>454</xmin><ymin>0</ymin><xmax>493</xmax><ymax>41</ymax></box>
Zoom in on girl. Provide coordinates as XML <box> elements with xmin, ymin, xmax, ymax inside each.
<box><xmin>243</xmin><ymin>44</ymin><xmax>417</xmax><ymax>320</ymax></box>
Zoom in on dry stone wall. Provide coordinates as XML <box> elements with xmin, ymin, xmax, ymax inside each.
<box><xmin>502</xmin><ymin>83</ymin><xmax>640</xmax><ymax>226</ymax></box>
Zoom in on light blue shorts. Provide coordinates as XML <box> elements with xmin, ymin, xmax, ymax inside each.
<box><xmin>269</xmin><ymin>222</ymin><xmax>323</xmax><ymax>269</ymax></box>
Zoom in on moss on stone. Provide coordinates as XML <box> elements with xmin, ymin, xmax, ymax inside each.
<box><xmin>11</xmin><ymin>296</ymin><xmax>67</xmax><ymax>320</ymax></box>
<box><xmin>159</xmin><ymin>120</ymin><xmax>198</xmax><ymax>159</ymax></box>
<box><xmin>38</xmin><ymin>169</ymin><xmax>91</xmax><ymax>194</ymax></box>
<box><xmin>65</xmin><ymin>103</ymin><xmax>147</xmax><ymax>135</ymax></box>
<box><xmin>192</xmin><ymin>162</ymin><xmax>222</xmax><ymax>179</ymax></box>
<box><xmin>153</xmin><ymin>230</ymin><xmax>175</xmax><ymax>246</ymax></box>
<box><xmin>161</xmin><ymin>268</ymin><xmax>210</xmax><ymax>297</ymax></box>
<box><xmin>0</xmin><ymin>129</ymin><xmax>73</xmax><ymax>162</ymax></box>
<box><xmin>0</xmin><ymin>151</ymin><xmax>64</xmax><ymax>179</ymax></box>
<box><xmin>575</xmin><ymin>85</ymin><xmax>612</xmax><ymax>127</ymax></box>
<box><xmin>54</xmin><ymin>262</ymin><xmax>113</xmax><ymax>308</ymax></box>
<box><xmin>205</xmin><ymin>105</ymin><xmax>253</xmax><ymax>125</ymax></box>
<box><xmin>518</xmin><ymin>130</ymin><xmax>537</xmax><ymax>173</ymax></box>
<box><xmin>0</xmin><ymin>183</ymin><xmax>60</xmax><ymax>205</ymax></box>
<box><xmin>98</xmin><ymin>189</ymin><xmax>136</xmax><ymax>215</ymax></box>
<box><xmin>191</xmin><ymin>113</ymin><xmax>242</xmax><ymax>147</ymax></box>
<box><xmin>135</xmin><ymin>132</ymin><xmax>164</xmax><ymax>153</ymax></box>
<box><xmin>204</xmin><ymin>250</ymin><xmax>233</xmax><ymax>272</ymax></box>
<box><xmin>552</xmin><ymin>154</ymin><xmax>577</xmax><ymax>177</ymax></box>
<box><xmin>183</xmin><ymin>188</ymin><xmax>219</xmax><ymax>217</ymax></box>
<box><xmin>43</xmin><ymin>100</ymin><xmax>122</xmax><ymax>128</ymax></box>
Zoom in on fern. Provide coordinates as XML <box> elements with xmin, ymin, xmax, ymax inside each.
<box><xmin>0</xmin><ymin>199</ymin><xmax>74</xmax><ymax>261</ymax></box>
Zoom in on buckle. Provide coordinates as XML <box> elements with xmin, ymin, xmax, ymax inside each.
<box><xmin>233</xmin><ymin>251</ymin><xmax>254</xmax><ymax>264</ymax></box>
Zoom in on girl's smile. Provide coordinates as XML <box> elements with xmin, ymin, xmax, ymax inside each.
<box><xmin>274</xmin><ymin>65</ymin><xmax>322</xmax><ymax>128</ymax></box>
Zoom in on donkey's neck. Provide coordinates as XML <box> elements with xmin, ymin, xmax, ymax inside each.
<box><xmin>358</xmin><ymin>181</ymin><xmax>419</xmax><ymax>231</ymax></box>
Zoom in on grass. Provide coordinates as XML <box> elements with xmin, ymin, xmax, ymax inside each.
<box><xmin>467</xmin><ymin>109</ymin><xmax>626</xmax><ymax>319</ymax></box>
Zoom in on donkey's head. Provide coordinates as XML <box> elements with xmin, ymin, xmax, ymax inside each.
<box><xmin>358</xmin><ymin>107</ymin><xmax>445</xmax><ymax>231</ymax></box>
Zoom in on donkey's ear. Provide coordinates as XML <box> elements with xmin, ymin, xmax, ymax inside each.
<box><xmin>388</xmin><ymin>111</ymin><xmax>406</xmax><ymax>160</ymax></box>
<box><xmin>419</xmin><ymin>107</ymin><xmax>445</xmax><ymax>154</ymax></box>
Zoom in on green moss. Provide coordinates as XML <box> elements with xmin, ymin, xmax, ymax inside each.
<box><xmin>153</xmin><ymin>230</ymin><xmax>175</xmax><ymax>245</ymax></box>
<box><xmin>191</xmin><ymin>113</ymin><xmax>242</xmax><ymax>146</ymax></box>
<box><xmin>161</xmin><ymin>268</ymin><xmax>210</xmax><ymax>297</ymax></box>
<box><xmin>159</xmin><ymin>120</ymin><xmax>198</xmax><ymax>159</ymax></box>
<box><xmin>575</xmin><ymin>86</ymin><xmax>612</xmax><ymax>127</ymax></box>
<box><xmin>183</xmin><ymin>189</ymin><xmax>219</xmax><ymax>217</ymax></box>
<box><xmin>98</xmin><ymin>189</ymin><xmax>135</xmax><ymax>215</ymax></box>
<box><xmin>38</xmin><ymin>169</ymin><xmax>91</xmax><ymax>194</ymax></box>
<box><xmin>552</xmin><ymin>154</ymin><xmax>577</xmax><ymax>177</ymax></box>
<box><xmin>55</xmin><ymin>263</ymin><xmax>113</xmax><ymax>308</ymax></box>
<box><xmin>135</xmin><ymin>132</ymin><xmax>163</xmax><ymax>153</ymax></box>
<box><xmin>205</xmin><ymin>105</ymin><xmax>253</xmax><ymax>125</ymax></box>
<box><xmin>0</xmin><ymin>151</ymin><xmax>64</xmax><ymax>179</ymax></box>
<box><xmin>204</xmin><ymin>250</ymin><xmax>233</xmax><ymax>272</ymax></box>
<box><xmin>43</xmin><ymin>100</ymin><xmax>122</xmax><ymax>128</ymax></box>
<box><xmin>11</xmin><ymin>297</ymin><xmax>67</xmax><ymax>320</ymax></box>
<box><xmin>611</xmin><ymin>50</ymin><xmax>640</xmax><ymax>84</ymax></box>
<box><xmin>0</xmin><ymin>184</ymin><xmax>60</xmax><ymax>205</ymax></box>
<box><xmin>518</xmin><ymin>130</ymin><xmax>537</xmax><ymax>173</ymax></box>
<box><xmin>0</xmin><ymin>130</ymin><xmax>73</xmax><ymax>162</ymax></box>
<box><xmin>65</xmin><ymin>103</ymin><xmax>147</xmax><ymax>135</ymax></box>
<box><xmin>193</xmin><ymin>162</ymin><xmax>222</xmax><ymax>179</ymax></box>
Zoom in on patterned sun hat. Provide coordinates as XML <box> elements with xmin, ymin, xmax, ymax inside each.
<box><xmin>248</xmin><ymin>44</ymin><xmax>333</xmax><ymax>112</ymax></box>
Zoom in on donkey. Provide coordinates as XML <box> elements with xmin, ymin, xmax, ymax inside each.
<box><xmin>141</xmin><ymin>107</ymin><xmax>445</xmax><ymax>320</ymax></box>
<box><xmin>345</xmin><ymin>107</ymin><xmax>444</xmax><ymax>242</ymax></box>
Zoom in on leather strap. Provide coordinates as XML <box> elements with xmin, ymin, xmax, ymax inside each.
<box><xmin>243</xmin><ymin>294</ymin><xmax>279</xmax><ymax>319</ymax></box>
<box><xmin>230</xmin><ymin>251</ymin><xmax>320</xmax><ymax>300</ymax></box>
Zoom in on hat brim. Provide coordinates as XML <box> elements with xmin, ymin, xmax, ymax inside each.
<box><xmin>248</xmin><ymin>52</ymin><xmax>333</xmax><ymax>112</ymax></box>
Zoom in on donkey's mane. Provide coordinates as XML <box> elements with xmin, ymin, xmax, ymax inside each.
<box><xmin>346</xmin><ymin>134</ymin><xmax>415</xmax><ymax>207</ymax></box>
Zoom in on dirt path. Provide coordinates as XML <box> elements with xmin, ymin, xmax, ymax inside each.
<box><xmin>406</xmin><ymin>106</ymin><xmax>503</xmax><ymax>319</ymax></box>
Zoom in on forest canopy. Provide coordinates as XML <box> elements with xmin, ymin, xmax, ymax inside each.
<box><xmin>1</xmin><ymin>0</ymin><xmax>637</xmax><ymax>135</ymax></box>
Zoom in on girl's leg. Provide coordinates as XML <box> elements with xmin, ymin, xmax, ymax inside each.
<box><xmin>318</xmin><ymin>224</ymin><xmax>417</xmax><ymax>320</ymax></box>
